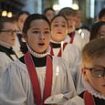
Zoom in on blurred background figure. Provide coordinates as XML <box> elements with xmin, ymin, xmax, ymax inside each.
<box><xmin>58</xmin><ymin>7</ymin><xmax>90</xmax><ymax>51</ymax></box>
<box><xmin>0</xmin><ymin>16</ymin><xmax>18</xmax><ymax>71</ymax></box>
<box><xmin>15</xmin><ymin>11</ymin><xmax>30</xmax><ymax>55</ymax></box>
<box><xmin>17</xmin><ymin>11</ymin><xmax>30</xmax><ymax>32</ymax></box>
<box><xmin>43</xmin><ymin>7</ymin><xmax>56</xmax><ymax>22</ymax></box>
<box><xmin>58</xmin><ymin>7</ymin><xmax>75</xmax><ymax>34</ymax></box>
<box><xmin>97</xmin><ymin>8</ymin><xmax>105</xmax><ymax>22</ymax></box>
<box><xmin>90</xmin><ymin>21</ymin><xmax>105</xmax><ymax>40</ymax></box>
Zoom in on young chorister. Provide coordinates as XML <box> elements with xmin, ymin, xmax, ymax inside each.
<box><xmin>0</xmin><ymin>14</ymin><xmax>76</xmax><ymax>105</ymax></box>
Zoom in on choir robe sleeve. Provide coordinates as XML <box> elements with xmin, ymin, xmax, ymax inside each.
<box><xmin>0</xmin><ymin>52</ymin><xmax>12</xmax><ymax>71</ymax></box>
<box><xmin>63</xmin><ymin>96</ymin><xmax>84</xmax><ymax>105</ymax></box>
<box><xmin>62</xmin><ymin>44</ymin><xmax>83</xmax><ymax>94</ymax></box>
<box><xmin>45</xmin><ymin>56</ymin><xmax>77</xmax><ymax>105</ymax></box>
<box><xmin>0</xmin><ymin>60</ymin><xmax>35</xmax><ymax>105</ymax></box>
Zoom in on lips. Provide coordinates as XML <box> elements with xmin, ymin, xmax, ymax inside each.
<box><xmin>38</xmin><ymin>43</ymin><xmax>45</xmax><ymax>46</ymax></box>
<box><xmin>57</xmin><ymin>32</ymin><xmax>62</xmax><ymax>34</ymax></box>
<box><xmin>102</xmin><ymin>84</ymin><xmax>105</xmax><ymax>87</ymax></box>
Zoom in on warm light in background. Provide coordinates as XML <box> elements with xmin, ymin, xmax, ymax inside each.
<box><xmin>72</xmin><ymin>3</ymin><xmax>79</xmax><ymax>10</ymax></box>
<box><xmin>1</xmin><ymin>11</ymin><xmax>13</xmax><ymax>18</ymax></box>
<box><xmin>59</xmin><ymin>0</ymin><xmax>72</xmax><ymax>9</ymax></box>
<box><xmin>2</xmin><ymin>10</ymin><xmax>7</xmax><ymax>17</ymax></box>
<box><xmin>7</xmin><ymin>12</ymin><xmax>12</xmax><ymax>18</ymax></box>
<box><xmin>53</xmin><ymin>0</ymin><xmax>79</xmax><ymax>11</ymax></box>
<box><xmin>53</xmin><ymin>4</ymin><xmax>60</xmax><ymax>11</ymax></box>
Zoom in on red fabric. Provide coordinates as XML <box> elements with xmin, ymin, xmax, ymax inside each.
<box><xmin>50</xmin><ymin>43</ymin><xmax>67</xmax><ymax>57</ymax></box>
<box><xmin>83</xmin><ymin>91</ymin><xmax>95</xmax><ymax>105</ymax></box>
<box><xmin>69</xmin><ymin>32</ymin><xmax>75</xmax><ymax>44</ymax></box>
<box><xmin>24</xmin><ymin>52</ymin><xmax>53</xmax><ymax>105</ymax></box>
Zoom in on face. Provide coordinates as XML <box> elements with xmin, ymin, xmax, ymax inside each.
<box><xmin>100</xmin><ymin>16</ymin><xmax>105</xmax><ymax>22</ymax></box>
<box><xmin>74</xmin><ymin>11</ymin><xmax>82</xmax><ymax>29</ymax></box>
<box><xmin>24</xmin><ymin>19</ymin><xmax>51</xmax><ymax>54</ymax></box>
<box><xmin>0</xmin><ymin>22</ymin><xmax>17</xmax><ymax>46</ymax></box>
<box><xmin>98</xmin><ymin>25</ymin><xmax>105</xmax><ymax>38</ymax></box>
<box><xmin>83</xmin><ymin>56</ymin><xmax>105</xmax><ymax>96</ymax></box>
<box><xmin>65</xmin><ymin>15</ymin><xmax>76</xmax><ymax>33</ymax></box>
<box><xmin>45</xmin><ymin>10</ymin><xmax>55</xmax><ymax>22</ymax></box>
<box><xmin>51</xmin><ymin>16</ymin><xmax>68</xmax><ymax>42</ymax></box>
<box><xmin>18</xmin><ymin>14</ymin><xmax>29</xmax><ymax>31</ymax></box>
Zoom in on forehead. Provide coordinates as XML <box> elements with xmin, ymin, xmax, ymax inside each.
<box><xmin>30</xmin><ymin>19</ymin><xmax>50</xmax><ymax>29</ymax></box>
<box><xmin>85</xmin><ymin>56</ymin><xmax>105</xmax><ymax>67</ymax></box>
<box><xmin>46</xmin><ymin>10</ymin><xmax>54</xmax><ymax>14</ymax></box>
<box><xmin>52</xmin><ymin>16</ymin><xmax>67</xmax><ymax>23</ymax></box>
<box><xmin>3</xmin><ymin>22</ymin><xmax>17</xmax><ymax>29</ymax></box>
<box><xmin>99</xmin><ymin>25</ymin><xmax>105</xmax><ymax>31</ymax></box>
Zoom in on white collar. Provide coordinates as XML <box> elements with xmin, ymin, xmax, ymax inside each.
<box><xmin>83</xmin><ymin>78</ymin><xmax>105</xmax><ymax>99</ymax></box>
<box><xmin>27</xmin><ymin>45</ymin><xmax>50</xmax><ymax>58</ymax></box>
<box><xmin>0</xmin><ymin>41</ymin><xmax>12</xmax><ymax>48</ymax></box>
<box><xmin>50</xmin><ymin>39</ymin><xmax>63</xmax><ymax>44</ymax></box>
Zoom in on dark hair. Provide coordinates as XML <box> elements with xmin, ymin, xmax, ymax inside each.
<box><xmin>43</xmin><ymin>7</ymin><xmax>55</xmax><ymax>15</ymax></box>
<box><xmin>98</xmin><ymin>8</ymin><xmax>105</xmax><ymax>19</ymax></box>
<box><xmin>90</xmin><ymin>21</ymin><xmax>105</xmax><ymax>40</ymax></box>
<box><xmin>22</xmin><ymin>13</ymin><xmax>50</xmax><ymax>34</ymax></box>
<box><xmin>17</xmin><ymin>11</ymin><xmax>30</xmax><ymax>19</ymax></box>
<box><xmin>0</xmin><ymin>16</ymin><xmax>16</xmax><ymax>30</ymax></box>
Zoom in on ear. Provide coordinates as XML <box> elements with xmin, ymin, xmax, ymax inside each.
<box><xmin>82</xmin><ymin>68</ymin><xmax>86</xmax><ymax>75</ymax></box>
<box><xmin>82</xmin><ymin>68</ymin><xmax>88</xmax><ymax>80</ymax></box>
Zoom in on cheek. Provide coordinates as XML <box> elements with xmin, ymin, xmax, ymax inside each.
<box><xmin>83</xmin><ymin>71</ymin><xmax>91</xmax><ymax>81</ymax></box>
<box><xmin>27</xmin><ymin>36</ymin><xmax>37</xmax><ymax>45</ymax></box>
<box><xmin>85</xmin><ymin>72</ymin><xmax>100</xmax><ymax>87</ymax></box>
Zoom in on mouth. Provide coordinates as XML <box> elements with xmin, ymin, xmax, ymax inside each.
<box><xmin>38</xmin><ymin>43</ymin><xmax>45</xmax><ymax>46</ymax></box>
<box><xmin>12</xmin><ymin>39</ymin><xmax>15</xmax><ymax>41</ymax></box>
<box><xmin>57</xmin><ymin>32</ymin><xmax>62</xmax><ymax>34</ymax></box>
<box><xmin>102</xmin><ymin>84</ymin><xmax>105</xmax><ymax>87</ymax></box>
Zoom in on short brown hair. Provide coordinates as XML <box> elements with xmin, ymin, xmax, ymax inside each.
<box><xmin>82</xmin><ymin>38</ymin><xmax>105</xmax><ymax>66</ymax></box>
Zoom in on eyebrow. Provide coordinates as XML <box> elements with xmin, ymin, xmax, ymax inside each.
<box><xmin>92</xmin><ymin>64</ymin><xmax>105</xmax><ymax>68</ymax></box>
<box><xmin>53</xmin><ymin>21</ymin><xmax>67</xmax><ymax>24</ymax></box>
<box><xmin>31</xmin><ymin>28</ymin><xmax>50</xmax><ymax>30</ymax></box>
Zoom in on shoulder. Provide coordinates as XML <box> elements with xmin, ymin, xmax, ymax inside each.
<box><xmin>5</xmin><ymin>59</ymin><xmax>28</xmax><ymax>77</ymax></box>
<box><xmin>63</xmin><ymin>43</ymin><xmax>80</xmax><ymax>56</ymax></box>
<box><xmin>0</xmin><ymin>52</ymin><xmax>12</xmax><ymax>70</ymax></box>
<box><xmin>0</xmin><ymin>51</ymin><xmax>10</xmax><ymax>60</ymax></box>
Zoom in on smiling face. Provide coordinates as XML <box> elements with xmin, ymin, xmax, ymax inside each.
<box><xmin>24</xmin><ymin>19</ymin><xmax>51</xmax><ymax>54</ymax></box>
<box><xmin>51</xmin><ymin>16</ymin><xmax>68</xmax><ymax>42</ymax></box>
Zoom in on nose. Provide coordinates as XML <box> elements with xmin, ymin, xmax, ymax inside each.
<box><xmin>39</xmin><ymin>32</ymin><xmax>45</xmax><ymax>40</ymax></box>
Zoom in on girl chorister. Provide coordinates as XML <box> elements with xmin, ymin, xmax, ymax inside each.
<box><xmin>0</xmin><ymin>14</ymin><xmax>76</xmax><ymax>105</ymax></box>
<box><xmin>50</xmin><ymin>14</ymin><xmax>81</xmax><ymax>92</ymax></box>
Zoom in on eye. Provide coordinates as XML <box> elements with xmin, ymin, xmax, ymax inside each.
<box><xmin>44</xmin><ymin>31</ymin><xmax>50</xmax><ymax>34</ymax></box>
<box><xmin>53</xmin><ymin>24</ymin><xmax>59</xmax><ymax>27</ymax></box>
<box><xmin>62</xmin><ymin>24</ymin><xmax>66</xmax><ymax>27</ymax></box>
<box><xmin>91</xmin><ymin>68</ymin><xmax>105</xmax><ymax>78</ymax></box>
<box><xmin>32</xmin><ymin>30</ymin><xmax>40</xmax><ymax>34</ymax></box>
